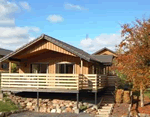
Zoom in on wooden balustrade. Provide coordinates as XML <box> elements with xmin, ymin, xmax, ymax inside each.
<box><xmin>1</xmin><ymin>73</ymin><xmax>107</xmax><ymax>91</ymax></box>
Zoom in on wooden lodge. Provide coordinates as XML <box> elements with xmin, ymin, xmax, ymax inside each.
<box><xmin>0</xmin><ymin>34</ymin><xmax>117</xmax><ymax>108</ymax></box>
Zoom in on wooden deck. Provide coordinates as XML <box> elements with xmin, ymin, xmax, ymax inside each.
<box><xmin>0</xmin><ymin>73</ymin><xmax>107</xmax><ymax>93</ymax></box>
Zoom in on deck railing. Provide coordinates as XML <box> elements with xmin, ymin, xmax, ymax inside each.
<box><xmin>0</xmin><ymin>73</ymin><xmax>107</xmax><ymax>91</ymax></box>
<box><xmin>79</xmin><ymin>74</ymin><xmax>107</xmax><ymax>90</ymax></box>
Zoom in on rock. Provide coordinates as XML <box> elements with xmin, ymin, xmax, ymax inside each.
<box><xmin>65</xmin><ymin>107</ymin><xmax>73</xmax><ymax>113</ymax></box>
<box><xmin>49</xmin><ymin>105</ymin><xmax>54</xmax><ymax>110</ymax></box>
<box><xmin>51</xmin><ymin>109</ymin><xmax>56</xmax><ymax>113</ymax></box>
<box><xmin>34</xmin><ymin>106</ymin><xmax>39</xmax><ymax>112</ymax></box>
<box><xmin>57</xmin><ymin>109</ymin><xmax>62</xmax><ymax>113</ymax></box>
<box><xmin>61</xmin><ymin>106</ymin><xmax>66</xmax><ymax>111</ymax></box>
<box><xmin>60</xmin><ymin>104</ymin><xmax>65</xmax><ymax>107</ymax></box>
<box><xmin>92</xmin><ymin>105</ymin><xmax>97</xmax><ymax>110</ymax></box>
<box><xmin>47</xmin><ymin>108</ymin><xmax>51</xmax><ymax>113</ymax></box>
<box><xmin>83</xmin><ymin>102</ymin><xmax>88</xmax><ymax>106</ymax></box>
<box><xmin>20</xmin><ymin>102</ymin><xmax>26</xmax><ymax>107</ymax></box>
<box><xmin>74</xmin><ymin>109</ymin><xmax>79</xmax><ymax>114</ymax></box>
<box><xmin>0</xmin><ymin>112</ymin><xmax>4</xmax><ymax>117</ymax></box>
<box><xmin>39</xmin><ymin>107</ymin><xmax>47</xmax><ymax>112</ymax></box>
<box><xmin>86</xmin><ymin>108</ymin><xmax>93</xmax><ymax>114</ymax></box>
<box><xmin>56</xmin><ymin>105</ymin><xmax>60</xmax><ymax>110</ymax></box>
<box><xmin>52</xmin><ymin>99</ymin><xmax>58</xmax><ymax>104</ymax></box>
<box><xmin>87</xmin><ymin>104</ymin><xmax>94</xmax><ymax>108</ymax></box>
<box><xmin>27</xmin><ymin>102</ymin><xmax>33</xmax><ymax>106</ymax></box>
<box><xmin>91</xmin><ymin>110</ymin><xmax>97</xmax><ymax>115</ymax></box>
<box><xmin>43</xmin><ymin>99</ymin><xmax>50</xmax><ymax>102</ymax></box>
<box><xmin>29</xmin><ymin>106</ymin><xmax>34</xmax><ymax>111</ymax></box>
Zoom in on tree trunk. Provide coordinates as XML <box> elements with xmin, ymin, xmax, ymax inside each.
<box><xmin>140</xmin><ymin>87</ymin><xmax>144</xmax><ymax>107</ymax></box>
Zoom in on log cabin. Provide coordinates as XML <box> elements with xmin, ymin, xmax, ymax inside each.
<box><xmin>0</xmin><ymin>34</ymin><xmax>117</xmax><ymax>109</ymax></box>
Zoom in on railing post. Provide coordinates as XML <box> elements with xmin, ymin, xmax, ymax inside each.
<box><xmin>77</xmin><ymin>74</ymin><xmax>79</xmax><ymax>91</ymax></box>
<box><xmin>95</xmin><ymin>74</ymin><xmax>97</xmax><ymax>91</ymax></box>
<box><xmin>0</xmin><ymin>73</ymin><xmax>2</xmax><ymax>89</ymax></box>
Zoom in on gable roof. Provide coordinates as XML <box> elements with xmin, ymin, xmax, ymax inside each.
<box><xmin>0</xmin><ymin>48</ymin><xmax>13</xmax><ymax>56</ymax></box>
<box><xmin>92</xmin><ymin>47</ymin><xmax>116</xmax><ymax>55</ymax></box>
<box><xmin>91</xmin><ymin>55</ymin><xmax>113</xmax><ymax>63</ymax></box>
<box><xmin>0</xmin><ymin>34</ymin><xmax>100</xmax><ymax>63</ymax></box>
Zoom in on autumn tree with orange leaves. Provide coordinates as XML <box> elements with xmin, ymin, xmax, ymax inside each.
<box><xmin>114</xmin><ymin>18</ymin><xmax>150</xmax><ymax>107</ymax></box>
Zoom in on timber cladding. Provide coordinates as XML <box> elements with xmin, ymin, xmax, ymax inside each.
<box><xmin>96</xmin><ymin>50</ymin><xmax>116</xmax><ymax>56</ymax></box>
<box><xmin>14</xmin><ymin>39</ymin><xmax>76</xmax><ymax>59</ymax></box>
<box><xmin>15</xmin><ymin>38</ymin><xmax>90</xmax><ymax>74</ymax></box>
<box><xmin>19</xmin><ymin>52</ymin><xmax>88</xmax><ymax>74</ymax></box>
<box><xmin>19</xmin><ymin>50</ymin><xmax>89</xmax><ymax>74</ymax></box>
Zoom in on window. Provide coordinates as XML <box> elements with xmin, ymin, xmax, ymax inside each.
<box><xmin>31</xmin><ymin>64</ymin><xmax>48</xmax><ymax>73</ymax></box>
<box><xmin>2</xmin><ymin>63</ymin><xmax>8</xmax><ymax>69</ymax></box>
<box><xmin>56</xmin><ymin>62</ymin><xmax>74</xmax><ymax>74</ymax></box>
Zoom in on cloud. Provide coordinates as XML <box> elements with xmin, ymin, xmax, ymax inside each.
<box><xmin>0</xmin><ymin>0</ymin><xmax>40</xmax><ymax>50</ymax></box>
<box><xmin>47</xmin><ymin>15</ymin><xmax>64</xmax><ymax>23</ymax></box>
<box><xmin>0</xmin><ymin>0</ymin><xmax>19</xmax><ymax>17</ymax></box>
<box><xmin>80</xmin><ymin>33</ymin><xmax>123</xmax><ymax>53</ymax></box>
<box><xmin>64</xmin><ymin>3</ymin><xmax>87</xmax><ymax>10</ymax></box>
<box><xmin>0</xmin><ymin>19</ymin><xmax>15</xmax><ymax>26</ymax></box>
<box><xmin>19</xmin><ymin>1</ymin><xmax>31</xmax><ymax>11</ymax></box>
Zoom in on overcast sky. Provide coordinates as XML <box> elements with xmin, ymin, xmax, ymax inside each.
<box><xmin>0</xmin><ymin>0</ymin><xmax>149</xmax><ymax>53</ymax></box>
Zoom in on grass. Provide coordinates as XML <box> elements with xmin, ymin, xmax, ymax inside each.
<box><xmin>144</xmin><ymin>90</ymin><xmax>150</xmax><ymax>99</ymax></box>
<box><xmin>0</xmin><ymin>95</ymin><xmax>19</xmax><ymax>112</ymax></box>
<box><xmin>79</xmin><ymin>105</ymin><xmax>87</xmax><ymax>111</ymax></box>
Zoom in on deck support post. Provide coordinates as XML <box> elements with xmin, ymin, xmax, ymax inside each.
<box><xmin>36</xmin><ymin>92</ymin><xmax>39</xmax><ymax>112</ymax></box>
<box><xmin>76</xmin><ymin>92</ymin><xmax>79</xmax><ymax>113</ymax></box>
<box><xmin>95</xmin><ymin>91</ymin><xmax>98</xmax><ymax>109</ymax></box>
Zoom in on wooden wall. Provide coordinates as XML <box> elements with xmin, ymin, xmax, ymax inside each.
<box><xmin>95</xmin><ymin>50</ymin><xmax>116</xmax><ymax>56</ymax></box>
<box><xmin>19</xmin><ymin>51</ymin><xmax>89</xmax><ymax>74</ymax></box>
<box><xmin>14</xmin><ymin>39</ymin><xmax>76</xmax><ymax>59</ymax></box>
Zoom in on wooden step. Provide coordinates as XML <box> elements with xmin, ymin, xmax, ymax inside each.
<box><xmin>96</xmin><ymin>114</ymin><xmax>109</xmax><ymax>117</ymax></box>
<box><xmin>100</xmin><ymin>109</ymin><xmax>110</xmax><ymax>112</ymax></box>
<box><xmin>96</xmin><ymin>115</ymin><xmax>109</xmax><ymax>117</ymax></box>
<box><xmin>100</xmin><ymin>106</ymin><xmax>112</xmax><ymax>109</ymax></box>
<box><xmin>101</xmin><ymin>103</ymin><xmax>113</xmax><ymax>106</ymax></box>
<box><xmin>98</xmin><ymin>111</ymin><xmax>109</xmax><ymax>114</ymax></box>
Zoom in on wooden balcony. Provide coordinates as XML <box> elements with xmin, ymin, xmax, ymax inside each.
<box><xmin>0</xmin><ymin>73</ymin><xmax>107</xmax><ymax>93</ymax></box>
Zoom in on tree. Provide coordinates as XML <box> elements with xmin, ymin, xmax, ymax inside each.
<box><xmin>114</xmin><ymin>18</ymin><xmax>150</xmax><ymax>107</ymax></box>
<box><xmin>11</xmin><ymin>63</ymin><xmax>18</xmax><ymax>73</ymax></box>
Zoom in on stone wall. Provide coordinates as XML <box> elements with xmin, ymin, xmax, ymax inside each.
<box><xmin>7</xmin><ymin>94</ymin><xmax>99</xmax><ymax>115</ymax></box>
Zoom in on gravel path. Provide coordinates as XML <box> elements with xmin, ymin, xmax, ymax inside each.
<box><xmin>9</xmin><ymin>112</ymin><xmax>94</xmax><ymax>117</ymax></box>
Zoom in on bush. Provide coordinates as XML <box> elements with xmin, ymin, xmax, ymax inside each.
<box><xmin>123</xmin><ymin>91</ymin><xmax>130</xmax><ymax>103</ymax></box>
<box><xmin>115</xmin><ymin>89</ymin><xmax>124</xmax><ymax>103</ymax></box>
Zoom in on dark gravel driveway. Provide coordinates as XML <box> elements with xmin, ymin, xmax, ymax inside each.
<box><xmin>9</xmin><ymin>112</ymin><xmax>94</xmax><ymax>117</ymax></box>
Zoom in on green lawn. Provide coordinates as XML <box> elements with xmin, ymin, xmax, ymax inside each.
<box><xmin>144</xmin><ymin>90</ymin><xmax>150</xmax><ymax>99</ymax></box>
<box><xmin>0</xmin><ymin>96</ymin><xmax>18</xmax><ymax>112</ymax></box>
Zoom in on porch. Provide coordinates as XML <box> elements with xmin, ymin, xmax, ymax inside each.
<box><xmin>0</xmin><ymin>73</ymin><xmax>107</xmax><ymax>93</ymax></box>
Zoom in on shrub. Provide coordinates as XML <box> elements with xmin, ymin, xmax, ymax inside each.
<box><xmin>115</xmin><ymin>89</ymin><xmax>124</xmax><ymax>103</ymax></box>
<box><xmin>123</xmin><ymin>91</ymin><xmax>130</xmax><ymax>103</ymax></box>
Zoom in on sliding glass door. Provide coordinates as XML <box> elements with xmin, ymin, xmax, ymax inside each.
<box><xmin>56</xmin><ymin>63</ymin><xmax>74</xmax><ymax>74</ymax></box>
<box><xmin>31</xmin><ymin>63</ymin><xmax>48</xmax><ymax>73</ymax></box>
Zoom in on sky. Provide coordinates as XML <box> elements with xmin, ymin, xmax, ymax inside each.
<box><xmin>0</xmin><ymin>0</ymin><xmax>149</xmax><ymax>53</ymax></box>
